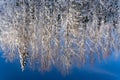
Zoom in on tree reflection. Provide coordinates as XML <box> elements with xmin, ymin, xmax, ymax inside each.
<box><xmin>0</xmin><ymin>0</ymin><xmax>119</xmax><ymax>73</ymax></box>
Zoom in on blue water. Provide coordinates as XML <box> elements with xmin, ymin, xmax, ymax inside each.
<box><xmin>0</xmin><ymin>51</ymin><xmax>120</xmax><ymax>80</ymax></box>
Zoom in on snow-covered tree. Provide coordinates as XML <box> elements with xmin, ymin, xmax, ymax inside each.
<box><xmin>0</xmin><ymin>0</ymin><xmax>120</xmax><ymax>73</ymax></box>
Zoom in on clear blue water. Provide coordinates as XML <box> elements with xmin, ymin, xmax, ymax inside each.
<box><xmin>0</xmin><ymin>51</ymin><xmax>120</xmax><ymax>80</ymax></box>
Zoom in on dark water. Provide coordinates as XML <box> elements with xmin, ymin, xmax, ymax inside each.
<box><xmin>0</xmin><ymin>51</ymin><xmax>120</xmax><ymax>80</ymax></box>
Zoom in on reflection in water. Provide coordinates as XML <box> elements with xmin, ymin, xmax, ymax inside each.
<box><xmin>0</xmin><ymin>0</ymin><xmax>120</xmax><ymax>73</ymax></box>
<box><xmin>0</xmin><ymin>51</ymin><xmax>120</xmax><ymax>80</ymax></box>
